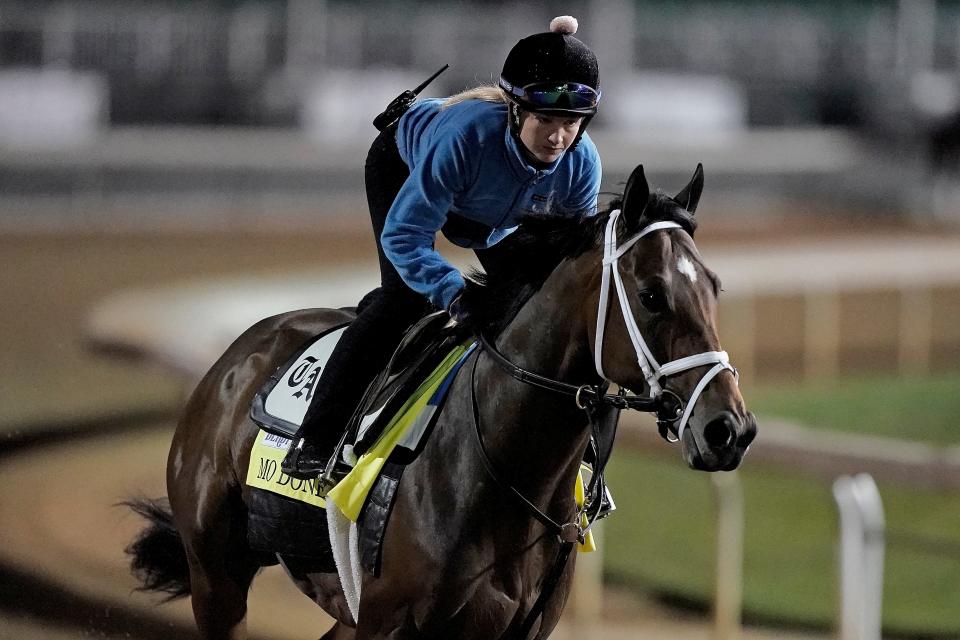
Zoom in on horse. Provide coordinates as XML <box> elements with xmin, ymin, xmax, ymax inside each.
<box><xmin>126</xmin><ymin>163</ymin><xmax>757</xmax><ymax>640</ymax></box>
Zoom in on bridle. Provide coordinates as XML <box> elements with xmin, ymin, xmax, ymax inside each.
<box><xmin>467</xmin><ymin>210</ymin><xmax>740</xmax><ymax>638</ymax></box>
<box><xmin>594</xmin><ymin>209</ymin><xmax>737</xmax><ymax>442</ymax></box>
<box><xmin>476</xmin><ymin>210</ymin><xmax>739</xmax><ymax>444</ymax></box>
<box><xmin>472</xmin><ymin>210</ymin><xmax>742</xmax><ymax>524</ymax></box>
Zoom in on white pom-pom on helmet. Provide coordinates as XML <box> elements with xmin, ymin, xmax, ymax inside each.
<box><xmin>549</xmin><ymin>15</ymin><xmax>578</xmax><ymax>35</ymax></box>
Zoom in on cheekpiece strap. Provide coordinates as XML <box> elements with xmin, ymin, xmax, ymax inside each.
<box><xmin>594</xmin><ymin>209</ymin><xmax>682</xmax><ymax>390</ymax></box>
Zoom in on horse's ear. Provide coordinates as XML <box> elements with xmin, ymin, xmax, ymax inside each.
<box><xmin>674</xmin><ymin>163</ymin><xmax>704</xmax><ymax>214</ymax></box>
<box><xmin>621</xmin><ymin>164</ymin><xmax>650</xmax><ymax>229</ymax></box>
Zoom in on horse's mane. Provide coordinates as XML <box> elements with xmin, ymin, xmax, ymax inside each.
<box><xmin>463</xmin><ymin>192</ymin><xmax>697</xmax><ymax>336</ymax></box>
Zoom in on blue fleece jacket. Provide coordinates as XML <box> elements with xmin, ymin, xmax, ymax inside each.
<box><xmin>384</xmin><ymin>98</ymin><xmax>602</xmax><ymax>310</ymax></box>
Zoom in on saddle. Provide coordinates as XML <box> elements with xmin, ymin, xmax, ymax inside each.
<box><xmin>348</xmin><ymin>310</ymin><xmax>460</xmax><ymax>458</ymax></box>
<box><xmin>251</xmin><ymin>310</ymin><xmax>460</xmax><ymax>457</ymax></box>
<box><xmin>246</xmin><ymin>311</ymin><xmax>466</xmax><ymax>575</ymax></box>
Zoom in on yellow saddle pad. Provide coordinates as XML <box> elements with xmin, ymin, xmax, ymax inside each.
<box><xmin>244</xmin><ymin>342</ymin><xmax>476</xmax><ymax>508</ymax></box>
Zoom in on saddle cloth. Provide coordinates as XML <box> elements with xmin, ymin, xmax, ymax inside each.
<box><xmin>250</xmin><ymin>324</ymin><xmax>350</xmax><ymax>439</ymax></box>
<box><xmin>245</xmin><ymin>340</ymin><xmax>477</xmax><ymax>509</ymax></box>
<box><xmin>245</xmin><ymin>340</ymin><xmax>478</xmax><ymax>623</ymax></box>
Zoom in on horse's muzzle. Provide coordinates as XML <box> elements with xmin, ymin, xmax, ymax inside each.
<box><xmin>684</xmin><ymin>410</ymin><xmax>757</xmax><ymax>472</ymax></box>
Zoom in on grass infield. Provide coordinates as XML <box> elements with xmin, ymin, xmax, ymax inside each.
<box><xmin>747</xmin><ymin>371</ymin><xmax>960</xmax><ymax>446</ymax></box>
<box><xmin>603</xmin><ymin>370</ymin><xmax>960</xmax><ymax>636</ymax></box>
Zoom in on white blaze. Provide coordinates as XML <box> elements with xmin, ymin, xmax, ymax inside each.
<box><xmin>677</xmin><ymin>255</ymin><xmax>698</xmax><ymax>282</ymax></box>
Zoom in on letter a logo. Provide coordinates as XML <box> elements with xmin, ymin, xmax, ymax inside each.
<box><xmin>293</xmin><ymin>364</ymin><xmax>322</xmax><ymax>402</ymax></box>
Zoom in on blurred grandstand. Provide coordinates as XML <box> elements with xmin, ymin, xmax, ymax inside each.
<box><xmin>0</xmin><ymin>0</ymin><xmax>958</xmax><ymax>225</ymax></box>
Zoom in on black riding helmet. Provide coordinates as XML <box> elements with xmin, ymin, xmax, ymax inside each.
<box><xmin>499</xmin><ymin>16</ymin><xmax>601</xmax><ymax>150</ymax></box>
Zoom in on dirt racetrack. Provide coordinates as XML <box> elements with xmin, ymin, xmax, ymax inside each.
<box><xmin>0</xmin><ymin>421</ymin><xmax>832</xmax><ymax>640</ymax></box>
<box><xmin>0</xmin><ymin>423</ymin><xmax>332</xmax><ymax>640</ymax></box>
<box><xmin>3</xmin><ymin>214</ymin><xmax>946</xmax><ymax>639</ymax></box>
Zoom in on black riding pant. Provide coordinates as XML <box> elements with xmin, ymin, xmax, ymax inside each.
<box><xmin>298</xmin><ymin>128</ymin><xmax>518</xmax><ymax>451</ymax></box>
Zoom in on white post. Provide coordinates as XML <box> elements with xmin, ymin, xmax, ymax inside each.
<box><xmin>853</xmin><ymin>475</ymin><xmax>885</xmax><ymax>640</ymax></box>
<box><xmin>833</xmin><ymin>474</ymin><xmax>885</xmax><ymax>640</ymax></box>
<box><xmin>713</xmin><ymin>471</ymin><xmax>744</xmax><ymax>640</ymax></box>
<box><xmin>834</xmin><ymin>476</ymin><xmax>863</xmax><ymax>640</ymax></box>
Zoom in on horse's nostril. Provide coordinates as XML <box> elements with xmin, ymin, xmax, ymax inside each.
<box><xmin>738</xmin><ymin>412</ymin><xmax>758</xmax><ymax>448</ymax></box>
<box><xmin>703</xmin><ymin>415</ymin><xmax>735</xmax><ymax>449</ymax></box>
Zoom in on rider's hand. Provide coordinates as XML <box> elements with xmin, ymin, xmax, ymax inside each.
<box><xmin>447</xmin><ymin>276</ymin><xmax>482</xmax><ymax>325</ymax></box>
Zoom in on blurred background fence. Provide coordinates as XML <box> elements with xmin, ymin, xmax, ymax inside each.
<box><xmin>1</xmin><ymin>0</ymin><xmax>959</xmax><ymax>225</ymax></box>
<box><xmin>2</xmin><ymin>0</ymin><xmax>958</xmax><ymax>130</ymax></box>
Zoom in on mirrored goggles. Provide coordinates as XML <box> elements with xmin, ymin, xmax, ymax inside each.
<box><xmin>499</xmin><ymin>78</ymin><xmax>601</xmax><ymax>112</ymax></box>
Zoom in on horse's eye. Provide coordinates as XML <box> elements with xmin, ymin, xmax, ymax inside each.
<box><xmin>638</xmin><ymin>289</ymin><xmax>668</xmax><ymax>314</ymax></box>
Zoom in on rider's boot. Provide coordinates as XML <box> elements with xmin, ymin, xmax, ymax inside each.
<box><xmin>281</xmin><ymin>397</ymin><xmax>354</xmax><ymax>485</ymax></box>
<box><xmin>280</xmin><ymin>287</ymin><xmax>427</xmax><ymax>483</ymax></box>
<box><xmin>280</xmin><ymin>432</ymin><xmax>330</xmax><ymax>480</ymax></box>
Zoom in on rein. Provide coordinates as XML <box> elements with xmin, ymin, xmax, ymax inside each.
<box><xmin>470</xmin><ymin>339</ymin><xmax>609</xmax><ymax>544</ymax></box>
<box><xmin>468</xmin><ymin>345</ymin><xmax>611</xmax><ymax>640</ymax></box>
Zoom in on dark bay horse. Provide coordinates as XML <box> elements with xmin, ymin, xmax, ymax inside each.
<box><xmin>127</xmin><ymin>164</ymin><xmax>756</xmax><ymax>640</ymax></box>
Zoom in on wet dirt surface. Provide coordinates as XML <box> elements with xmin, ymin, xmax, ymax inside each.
<box><xmin>0</xmin><ymin>419</ymin><xmax>830</xmax><ymax>640</ymax></box>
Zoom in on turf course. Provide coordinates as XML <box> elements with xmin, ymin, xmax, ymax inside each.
<box><xmin>746</xmin><ymin>371</ymin><xmax>960</xmax><ymax>446</ymax></box>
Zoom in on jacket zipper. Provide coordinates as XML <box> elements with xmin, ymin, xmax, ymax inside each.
<box><xmin>496</xmin><ymin>171</ymin><xmax>542</xmax><ymax>230</ymax></box>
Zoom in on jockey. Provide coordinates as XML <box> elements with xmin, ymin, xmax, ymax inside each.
<box><xmin>282</xmin><ymin>16</ymin><xmax>603</xmax><ymax>480</ymax></box>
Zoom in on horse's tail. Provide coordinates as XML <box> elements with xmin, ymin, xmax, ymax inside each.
<box><xmin>124</xmin><ymin>497</ymin><xmax>192</xmax><ymax>601</ymax></box>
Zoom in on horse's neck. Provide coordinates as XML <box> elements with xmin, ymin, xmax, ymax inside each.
<box><xmin>498</xmin><ymin>254</ymin><xmax>598</xmax><ymax>385</ymax></box>
<box><xmin>477</xmin><ymin>252</ymin><xmax>600</xmax><ymax>498</ymax></box>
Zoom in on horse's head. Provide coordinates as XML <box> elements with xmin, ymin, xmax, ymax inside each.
<box><xmin>592</xmin><ymin>164</ymin><xmax>756</xmax><ymax>471</ymax></box>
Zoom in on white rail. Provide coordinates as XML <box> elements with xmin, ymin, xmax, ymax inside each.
<box><xmin>832</xmin><ymin>474</ymin><xmax>885</xmax><ymax>640</ymax></box>
<box><xmin>712</xmin><ymin>472</ymin><xmax>744</xmax><ymax>640</ymax></box>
